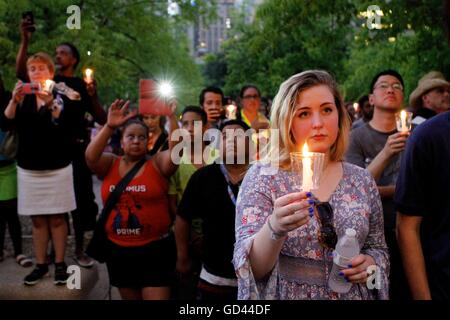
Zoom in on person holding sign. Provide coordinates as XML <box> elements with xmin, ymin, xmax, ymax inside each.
<box><xmin>139</xmin><ymin>79</ymin><xmax>172</xmax><ymax>156</ymax></box>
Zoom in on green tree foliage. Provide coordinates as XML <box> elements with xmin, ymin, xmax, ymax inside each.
<box><xmin>202</xmin><ymin>52</ymin><xmax>227</xmax><ymax>88</ymax></box>
<box><xmin>0</xmin><ymin>0</ymin><xmax>214</xmax><ymax>109</ymax></box>
<box><xmin>343</xmin><ymin>0</ymin><xmax>450</xmax><ymax>101</ymax></box>
<box><xmin>214</xmin><ymin>0</ymin><xmax>450</xmax><ymax>104</ymax></box>
<box><xmin>221</xmin><ymin>0</ymin><xmax>354</xmax><ymax>98</ymax></box>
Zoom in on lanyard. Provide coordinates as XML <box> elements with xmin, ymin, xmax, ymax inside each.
<box><xmin>219</xmin><ymin>164</ymin><xmax>238</xmax><ymax>206</ymax></box>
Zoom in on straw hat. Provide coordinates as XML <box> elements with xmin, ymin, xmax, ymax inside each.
<box><xmin>409</xmin><ymin>71</ymin><xmax>450</xmax><ymax>110</ymax></box>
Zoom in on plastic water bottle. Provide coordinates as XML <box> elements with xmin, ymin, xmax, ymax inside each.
<box><xmin>328</xmin><ymin>228</ymin><xmax>360</xmax><ymax>293</ymax></box>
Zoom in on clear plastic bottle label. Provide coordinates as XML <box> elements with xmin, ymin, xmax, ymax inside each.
<box><xmin>330</xmin><ymin>252</ymin><xmax>352</xmax><ymax>286</ymax></box>
<box><xmin>333</xmin><ymin>251</ymin><xmax>352</xmax><ymax>267</ymax></box>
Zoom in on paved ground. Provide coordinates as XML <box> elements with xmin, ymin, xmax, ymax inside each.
<box><xmin>0</xmin><ymin>176</ymin><xmax>121</xmax><ymax>300</ymax></box>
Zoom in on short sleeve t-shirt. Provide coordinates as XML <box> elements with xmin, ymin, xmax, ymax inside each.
<box><xmin>177</xmin><ymin>163</ymin><xmax>240</xmax><ymax>279</ymax></box>
<box><xmin>394</xmin><ymin>111</ymin><xmax>450</xmax><ymax>298</ymax></box>
<box><xmin>168</xmin><ymin>147</ymin><xmax>219</xmax><ymax>201</ymax></box>
<box><xmin>345</xmin><ymin>123</ymin><xmax>402</xmax><ymax>230</ymax></box>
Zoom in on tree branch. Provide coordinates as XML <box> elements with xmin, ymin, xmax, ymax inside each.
<box><xmin>114</xmin><ymin>54</ymin><xmax>146</xmax><ymax>74</ymax></box>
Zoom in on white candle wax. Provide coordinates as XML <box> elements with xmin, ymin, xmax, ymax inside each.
<box><xmin>302</xmin><ymin>143</ymin><xmax>313</xmax><ymax>191</ymax></box>
<box><xmin>400</xmin><ymin>110</ymin><xmax>408</xmax><ymax>132</ymax></box>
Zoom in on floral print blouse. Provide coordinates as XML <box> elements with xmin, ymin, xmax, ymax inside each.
<box><xmin>233</xmin><ymin>161</ymin><xmax>389</xmax><ymax>300</ymax></box>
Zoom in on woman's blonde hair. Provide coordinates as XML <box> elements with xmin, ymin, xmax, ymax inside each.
<box><xmin>262</xmin><ymin>70</ymin><xmax>350</xmax><ymax>169</ymax></box>
<box><xmin>26</xmin><ymin>52</ymin><xmax>55</xmax><ymax>76</ymax></box>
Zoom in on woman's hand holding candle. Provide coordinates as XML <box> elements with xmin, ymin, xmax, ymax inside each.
<box><xmin>269</xmin><ymin>191</ymin><xmax>314</xmax><ymax>236</ymax></box>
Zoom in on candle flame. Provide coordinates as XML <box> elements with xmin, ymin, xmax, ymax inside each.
<box><xmin>302</xmin><ymin>142</ymin><xmax>309</xmax><ymax>155</ymax></box>
<box><xmin>43</xmin><ymin>79</ymin><xmax>54</xmax><ymax>92</ymax></box>
<box><xmin>85</xmin><ymin>68</ymin><xmax>93</xmax><ymax>78</ymax></box>
<box><xmin>353</xmin><ymin>102</ymin><xmax>359</xmax><ymax>112</ymax></box>
<box><xmin>226</xmin><ymin>104</ymin><xmax>236</xmax><ymax>112</ymax></box>
<box><xmin>400</xmin><ymin>110</ymin><xmax>406</xmax><ymax>121</ymax></box>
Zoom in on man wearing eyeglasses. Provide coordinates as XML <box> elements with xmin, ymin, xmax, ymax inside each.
<box><xmin>345</xmin><ymin>69</ymin><xmax>410</xmax><ymax>300</ymax></box>
<box><xmin>409</xmin><ymin>71</ymin><xmax>450</xmax><ymax>126</ymax></box>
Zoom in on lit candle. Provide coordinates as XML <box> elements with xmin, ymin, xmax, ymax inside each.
<box><xmin>43</xmin><ymin>79</ymin><xmax>55</xmax><ymax>93</ymax></box>
<box><xmin>84</xmin><ymin>68</ymin><xmax>94</xmax><ymax>83</ymax></box>
<box><xmin>400</xmin><ymin>110</ymin><xmax>408</xmax><ymax>132</ymax></box>
<box><xmin>353</xmin><ymin>102</ymin><xmax>359</xmax><ymax>113</ymax></box>
<box><xmin>226</xmin><ymin>104</ymin><xmax>237</xmax><ymax>120</ymax></box>
<box><xmin>302</xmin><ymin>142</ymin><xmax>313</xmax><ymax>191</ymax></box>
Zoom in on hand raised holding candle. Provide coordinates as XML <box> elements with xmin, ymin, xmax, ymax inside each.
<box><xmin>86</xmin><ymin>79</ymin><xmax>97</xmax><ymax>97</ymax></box>
<box><xmin>84</xmin><ymin>68</ymin><xmax>97</xmax><ymax>97</ymax></box>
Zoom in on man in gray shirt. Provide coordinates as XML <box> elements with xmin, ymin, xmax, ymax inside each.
<box><xmin>346</xmin><ymin>70</ymin><xmax>409</xmax><ymax>300</ymax></box>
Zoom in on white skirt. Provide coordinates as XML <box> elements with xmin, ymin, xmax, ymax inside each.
<box><xmin>17</xmin><ymin>164</ymin><xmax>76</xmax><ymax>216</ymax></box>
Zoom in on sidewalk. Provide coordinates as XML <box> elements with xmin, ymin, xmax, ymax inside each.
<box><xmin>0</xmin><ymin>176</ymin><xmax>121</xmax><ymax>300</ymax></box>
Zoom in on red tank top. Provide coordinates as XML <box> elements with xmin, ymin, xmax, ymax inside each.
<box><xmin>101</xmin><ymin>157</ymin><xmax>171</xmax><ymax>247</ymax></box>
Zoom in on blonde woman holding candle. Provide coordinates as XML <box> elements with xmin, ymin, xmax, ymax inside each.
<box><xmin>233</xmin><ymin>70</ymin><xmax>389</xmax><ymax>300</ymax></box>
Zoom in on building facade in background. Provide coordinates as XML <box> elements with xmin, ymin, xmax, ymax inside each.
<box><xmin>186</xmin><ymin>0</ymin><xmax>263</xmax><ymax>61</ymax></box>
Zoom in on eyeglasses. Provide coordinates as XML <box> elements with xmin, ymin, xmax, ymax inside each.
<box><xmin>315</xmin><ymin>201</ymin><xmax>337</xmax><ymax>249</ymax></box>
<box><xmin>124</xmin><ymin>134</ymin><xmax>147</xmax><ymax>142</ymax></box>
<box><xmin>374</xmin><ymin>82</ymin><xmax>404</xmax><ymax>92</ymax></box>
<box><xmin>243</xmin><ymin>94</ymin><xmax>260</xmax><ymax>100</ymax></box>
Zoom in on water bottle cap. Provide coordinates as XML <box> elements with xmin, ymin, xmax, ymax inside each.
<box><xmin>345</xmin><ymin>228</ymin><xmax>356</xmax><ymax>237</ymax></box>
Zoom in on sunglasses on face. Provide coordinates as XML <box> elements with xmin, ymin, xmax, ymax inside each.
<box><xmin>315</xmin><ymin>201</ymin><xmax>337</xmax><ymax>250</ymax></box>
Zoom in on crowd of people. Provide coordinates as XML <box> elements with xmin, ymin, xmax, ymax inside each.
<box><xmin>1</xmin><ymin>15</ymin><xmax>450</xmax><ymax>301</ymax></box>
